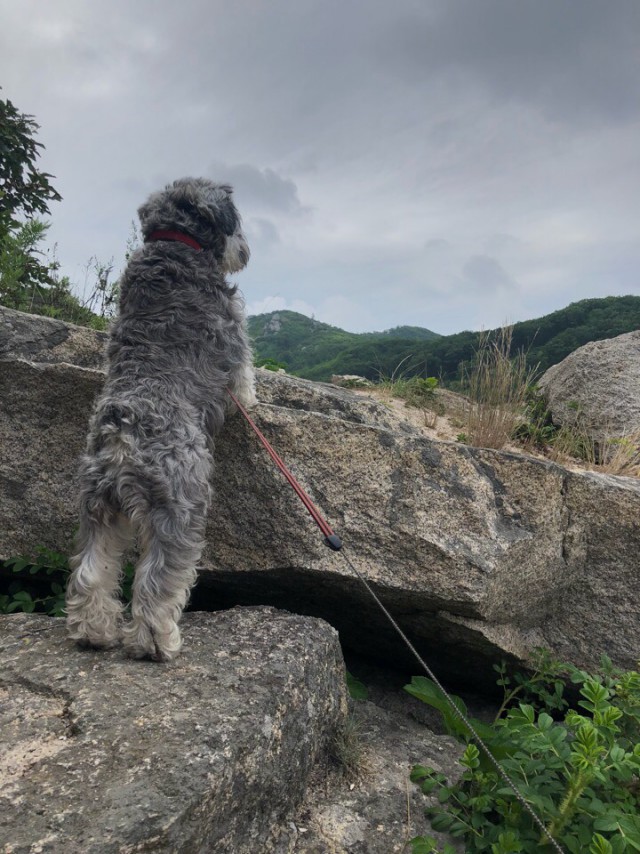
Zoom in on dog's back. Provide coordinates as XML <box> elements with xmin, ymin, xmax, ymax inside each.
<box><xmin>66</xmin><ymin>178</ymin><xmax>256</xmax><ymax>661</ymax></box>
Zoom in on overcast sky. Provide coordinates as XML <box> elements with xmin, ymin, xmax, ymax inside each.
<box><xmin>2</xmin><ymin>1</ymin><xmax>639</xmax><ymax>334</ymax></box>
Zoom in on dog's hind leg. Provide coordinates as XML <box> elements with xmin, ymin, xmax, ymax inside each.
<box><xmin>66</xmin><ymin>512</ymin><xmax>133</xmax><ymax>649</ymax></box>
<box><xmin>121</xmin><ymin>509</ymin><xmax>203</xmax><ymax>662</ymax></box>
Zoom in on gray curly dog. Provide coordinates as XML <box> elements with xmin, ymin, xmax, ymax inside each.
<box><xmin>66</xmin><ymin>178</ymin><xmax>257</xmax><ymax>662</ymax></box>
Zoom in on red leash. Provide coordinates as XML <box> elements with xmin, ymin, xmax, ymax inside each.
<box><xmin>226</xmin><ymin>389</ymin><xmax>342</xmax><ymax>551</ymax></box>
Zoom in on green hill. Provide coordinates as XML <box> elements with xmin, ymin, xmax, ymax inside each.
<box><xmin>247</xmin><ymin>311</ymin><xmax>441</xmax><ymax>377</ymax></box>
<box><xmin>249</xmin><ymin>296</ymin><xmax>640</xmax><ymax>384</ymax></box>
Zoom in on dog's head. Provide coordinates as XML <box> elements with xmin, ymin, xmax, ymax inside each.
<box><xmin>138</xmin><ymin>178</ymin><xmax>250</xmax><ymax>272</ymax></box>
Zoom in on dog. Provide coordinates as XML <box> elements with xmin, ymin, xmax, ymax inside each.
<box><xmin>65</xmin><ymin>177</ymin><xmax>256</xmax><ymax>662</ymax></box>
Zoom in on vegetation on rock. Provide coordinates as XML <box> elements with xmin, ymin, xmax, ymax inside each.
<box><xmin>0</xmin><ymin>548</ymin><xmax>134</xmax><ymax>616</ymax></box>
<box><xmin>407</xmin><ymin>654</ymin><xmax>640</xmax><ymax>853</ymax></box>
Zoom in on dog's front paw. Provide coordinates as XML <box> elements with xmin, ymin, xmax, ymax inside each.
<box><xmin>66</xmin><ymin>590</ymin><xmax>122</xmax><ymax>650</ymax></box>
<box><xmin>237</xmin><ymin>391</ymin><xmax>259</xmax><ymax>411</ymax></box>
<box><xmin>122</xmin><ymin>617</ymin><xmax>182</xmax><ymax>662</ymax></box>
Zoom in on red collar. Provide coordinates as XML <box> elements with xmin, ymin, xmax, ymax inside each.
<box><xmin>147</xmin><ymin>230</ymin><xmax>203</xmax><ymax>252</ymax></box>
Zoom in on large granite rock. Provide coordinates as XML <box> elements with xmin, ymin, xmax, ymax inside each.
<box><xmin>1</xmin><ymin>308</ymin><xmax>640</xmax><ymax>684</ymax></box>
<box><xmin>0</xmin><ymin>609</ymin><xmax>347</xmax><ymax>853</ymax></box>
<box><xmin>0</xmin><ymin>305</ymin><xmax>108</xmax><ymax>369</ymax></box>
<box><xmin>539</xmin><ymin>330</ymin><xmax>640</xmax><ymax>440</ymax></box>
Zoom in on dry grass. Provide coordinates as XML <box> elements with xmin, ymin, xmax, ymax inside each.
<box><xmin>329</xmin><ymin>715</ymin><xmax>372</xmax><ymax>782</ymax></box>
<box><xmin>599</xmin><ymin>431</ymin><xmax>640</xmax><ymax>475</ymax></box>
<box><xmin>550</xmin><ymin>424</ymin><xmax>640</xmax><ymax>477</ymax></box>
<box><xmin>461</xmin><ymin>326</ymin><xmax>537</xmax><ymax>450</ymax></box>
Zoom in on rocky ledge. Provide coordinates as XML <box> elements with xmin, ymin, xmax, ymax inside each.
<box><xmin>0</xmin><ymin>609</ymin><xmax>347</xmax><ymax>853</ymax></box>
<box><xmin>2</xmin><ymin>306</ymin><xmax>639</xmax><ymax>683</ymax></box>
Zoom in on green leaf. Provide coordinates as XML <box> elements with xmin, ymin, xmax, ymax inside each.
<box><xmin>430</xmin><ymin>813</ymin><xmax>454</xmax><ymax>833</ymax></box>
<box><xmin>594</xmin><ymin>816</ymin><xmax>621</xmax><ymax>833</ymax></box>
<box><xmin>409</xmin><ymin>837</ymin><xmax>438</xmax><ymax>854</ymax></box>
<box><xmin>345</xmin><ymin>671</ymin><xmax>368</xmax><ymax>700</ymax></box>
<box><xmin>420</xmin><ymin>779</ymin><xmax>439</xmax><ymax>795</ymax></box>
<box><xmin>589</xmin><ymin>834</ymin><xmax>613</xmax><ymax>854</ymax></box>
<box><xmin>618</xmin><ymin>814</ymin><xmax>640</xmax><ymax>850</ymax></box>
<box><xmin>461</xmin><ymin>743</ymin><xmax>481</xmax><ymax>769</ymax></box>
<box><xmin>404</xmin><ymin>675</ymin><xmax>496</xmax><ymax>743</ymax></box>
<box><xmin>491</xmin><ymin>830</ymin><xmax>523</xmax><ymax>853</ymax></box>
<box><xmin>410</xmin><ymin>764</ymin><xmax>434</xmax><ymax>783</ymax></box>
<box><xmin>538</xmin><ymin>712</ymin><xmax>554</xmax><ymax>731</ymax></box>
<box><xmin>6</xmin><ymin>601</ymin><xmax>23</xmax><ymax>613</ymax></box>
<box><xmin>449</xmin><ymin>821</ymin><xmax>468</xmax><ymax>837</ymax></box>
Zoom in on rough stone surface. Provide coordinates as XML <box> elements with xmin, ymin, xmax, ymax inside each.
<box><xmin>255</xmin><ymin>369</ymin><xmax>418</xmax><ymax>435</ymax></box>
<box><xmin>539</xmin><ymin>331</ymin><xmax>640</xmax><ymax>439</ymax></box>
<box><xmin>0</xmin><ymin>609</ymin><xmax>347</xmax><ymax>853</ymax></box>
<box><xmin>0</xmin><ymin>305</ymin><xmax>107</xmax><ymax>369</ymax></box>
<box><xmin>2</xmin><ymin>311</ymin><xmax>640</xmax><ymax>683</ymax></box>
<box><xmin>277</xmin><ymin>698</ymin><xmax>463</xmax><ymax>853</ymax></box>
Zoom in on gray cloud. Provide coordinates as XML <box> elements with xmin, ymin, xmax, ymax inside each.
<box><xmin>245</xmin><ymin>217</ymin><xmax>281</xmax><ymax>249</ymax></box>
<box><xmin>1</xmin><ymin>0</ymin><xmax>638</xmax><ymax>335</ymax></box>
<box><xmin>462</xmin><ymin>255</ymin><xmax>515</xmax><ymax>293</ymax></box>
<box><xmin>379</xmin><ymin>0</ymin><xmax>640</xmax><ymax>125</ymax></box>
<box><xmin>209</xmin><ymin>163</ymin><xmax>306</xmax><ymax>215</ymax></box>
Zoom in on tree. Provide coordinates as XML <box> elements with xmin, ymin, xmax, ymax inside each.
<box><xmin>0</xmin><ymin>93</ymin><xmax>62</xmax><ymax>237</ymax></box>
<box><xmin>0</xmin><ymin>92</ymin><xmax>64</xmax><ymax>313</ymax></box>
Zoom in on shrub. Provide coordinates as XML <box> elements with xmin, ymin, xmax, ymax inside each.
<box><xmin>377</xmin><ymin>373</ymin><xmax>443</xmax><ymax>428</ymax></box>
<box><xmin>406</xmin><ymin>655</ymin><xmax>640</xmax><ymax>853</ymax></box>
<box><xmin>255</xmin><ymin>357</ymin><xmax>287</xmax><ymax>372</ymax></box>
<box><xmin>512</xmin><ymin>385</ymin><xmax>558</xmax><ymax>449</ymax></box>
<box><xmin>0</xmin><ymin>548</ymin><xmax>134</xmax><ymax>616</ymax></box>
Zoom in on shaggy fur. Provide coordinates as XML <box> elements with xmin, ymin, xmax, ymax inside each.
<box><xmin>66</xmin><ymin>178</ymin><xmax>256</xmax><ymax>661</ymax></box>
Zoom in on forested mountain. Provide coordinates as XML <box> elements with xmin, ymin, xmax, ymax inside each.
<box><xmin>247</xmin><ymin>311</ymin><xmax>442</xmax><ymax>376</ymax></box>
<box><xmin>249</xmin><ymin>296</ymin><xmax>640</xmax><ymax>384</ymax></box>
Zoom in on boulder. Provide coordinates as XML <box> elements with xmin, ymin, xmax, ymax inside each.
<box><xmin>538</xmin><ymin>331</ymin><xmax>640</xmax><ymax>440</ymax></box>
<box><xmin>0</xmin><ymin>608</ymin><xmax>347</xmax><ymax>853</ymax></box>
<box><xmin>1</xmin><ymin>308</ymin><xmax>640</xmax><ymax>685</ymax></box>
<box><xmin>0</xmin><ymin>305</ymin><xmax>108</xmax><ymax>369</ymax></box>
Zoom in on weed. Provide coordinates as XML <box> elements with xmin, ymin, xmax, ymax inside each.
<box><xmin>376</xmin><ymin>371</ymin><xmax>444</xmax><ymax>432</ymax></box>
<box><xmin>512</xmin><ymin>385</ymin><xmax>558</xmax><ymax>449</ymax></box>
<box><xmin>596</xmin><ymin>432</ymin><xmax>640</xmax><ymax>477</ymax></box>
<box><xmin>543</xmin><ymin>402</ymin><xmax>640</xmax><ymax>477</ymax></box>
<box><xmin>378</xmin><ymin>375</ymin><xmax>439</xmax><ymax>407</ymax></box>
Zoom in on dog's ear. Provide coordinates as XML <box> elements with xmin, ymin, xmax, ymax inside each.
<box><xmin>198</xmin><ymin>183</ymin><xmax>250</xmax><ymax>272</ymax></box>
<box><xmin>137</xmin><ymin>191</ymin><xmax>163</xmax><ymax>236</ymax></box>
<box><xmin>201</xmin><ymin>183</ymin><xmax>238</xmax><ymax>236</ymax></box>
<box><xmin>167</xmin><ymin>179</ymin><xmax>237</xmax><ymax>236</ymax></box>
